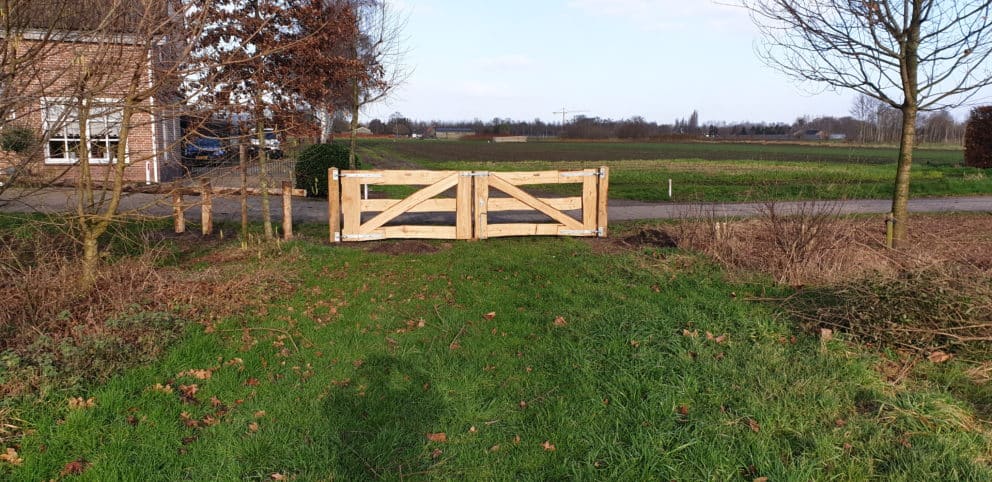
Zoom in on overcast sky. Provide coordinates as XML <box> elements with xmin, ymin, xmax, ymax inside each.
<box><xmin>364</xmin><ymin>0</ymin><xmax>987</xmax><ymax>126</ymax></box>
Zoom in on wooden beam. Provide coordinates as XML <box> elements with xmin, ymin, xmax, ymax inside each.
<box><xmin>200</xmin><ymin>179</ymin><xmax>212</xmax><ymax>236</ymax></box>
<box><xmin>282</xmin><ymin>181</ymin><xmax>293</xmax><ymax>240</ymax></box>
<box><xmin>487</xmin><ymin>196</ymin><xmax>582</xmax><ymax>212</ymax></box>
<box><xmin>474</xmin><ymin>172</ymin><xmax>489</xmax><ymax>240</ymax></box>
<box><xmin>488</xmin><ymin>175</ymin><xmax>583</xmax><ymax>230</ymax></box>
<box><xmin>582</xmin><ymin>169</ymin><xmax>597</xmax><ymax>230</ymax></box>
<box><xmin>341</xmin><ymin>176</ymin><xmax>362</xmax><ymax>239</ymax></box>
<box><xmin>456</xmin><ymin>172</ymin><xmax>473</xmax><ymax>240</ymax></box>
<box><xmin>173</xmin><ymin>191</ymin><xmax>184</xmax><ymax>234</ymax></box>
<box><xmin>328</xmin><ymin>168</ymin><xmax>340</xmax><ymax>243</ymax></box>
<box><xmin>597</xmin><ymin>167</ymin><xmax>610</xmax><ymax>237</ymax></box>
<box><xmin>359</xmin><ymin>173</ymin><xmax>459</xmax><ymax>233</ymax></box>
<box><xmin>360</xmin><ymin>198</ymin><xmax>456</xmax><ymax>213</ymax></box>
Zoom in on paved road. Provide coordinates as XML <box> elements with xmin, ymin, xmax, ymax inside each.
<box><xmin>2</xmin><ymin>187</ymin><xmax>991</xmax><ymax>226</ymax></box>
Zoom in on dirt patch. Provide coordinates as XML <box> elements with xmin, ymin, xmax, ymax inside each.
<box><xmin>616</xmin><ymin>228</ymin><xmax>678</xmax><ymax>249</ymax></box>
<box><xmin>365</xmin><ymin>240</ymin><xmax>450</xmax><ymax>255</ymax></box>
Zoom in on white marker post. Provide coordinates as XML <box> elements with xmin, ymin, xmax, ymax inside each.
<box><xmin>668</xmin><ymin>178</ymin><xmax>673</xmax><ymax>199</ymax></box>
<box><xmin>363</xmin><ymin>184</ymin><xmax>369</xmax><ymax>200</ymax></box>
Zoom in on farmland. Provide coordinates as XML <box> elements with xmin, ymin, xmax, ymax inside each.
<box><xmin>359</xmin><ymin>140</ymin><xmax>992</xmax><ymax>202</ymax></box>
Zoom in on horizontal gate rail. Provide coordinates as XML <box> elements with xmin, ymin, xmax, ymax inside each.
<box><xmin>329</xmin><ymin>167</ymin><xmax>608</xmax><ymax>243</ymax></box>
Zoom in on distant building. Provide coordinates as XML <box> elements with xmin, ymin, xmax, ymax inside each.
<box><xmin>429</xmin><ymin>127</ymin><xmax>475</xmax><ymax>140</ymax></box>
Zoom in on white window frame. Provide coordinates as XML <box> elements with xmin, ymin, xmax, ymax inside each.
<box><xmin>43</xmin><ymin>98</ymin><xmax>128</xmax><ymax>165</ymax></box>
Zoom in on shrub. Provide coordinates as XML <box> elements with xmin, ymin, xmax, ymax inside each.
<box><xmin>0</xmin><ymin>126</ymin><xmax>37</xmax><ymax>153</ymax></box>
<box><xmin>295</xmin><ymin>142</ymin><xmax>358</xmax><ymax>197</ymax></box>
<box><xmin>964</xmin><ymin>106</ymin><xmax>992</xmax><ymax>168</ymax></box>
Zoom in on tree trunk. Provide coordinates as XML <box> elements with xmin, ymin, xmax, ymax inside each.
<box><xmin>255</xmin><ymin>103</ymin><xmax>273</xmax><ymax>239</ymax></box>
<box><xmin>320</xmin><ymin>106</ymin><xmax>335</xmax><ymax>143</ymax></box>
<box><xmin>890</xmin><ymin>106</ymin><xmax>917</xmax><ymax>248</ymax></box>
<box><xmin>81</xmin><ymin>233</ymin><xmax>99</xmax><ymax>289</ymax></box>
<box><xmin>240</xmin><ymin>140</ymin><xmax>248</xmax><ymax>240</ymax></box>
<box><xmin>348</xmin><ymin>79</ymin><xmax>360</xmax><ymax>169</ymax></box>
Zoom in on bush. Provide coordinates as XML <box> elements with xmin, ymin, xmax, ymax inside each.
<box><xmin>295</xmin><ymin>142</ymin><xmax>358</xmax><ymax>197</ymax></box>
<box><xmin>964</xmin><ymin>106</ymin><xmax>992</xmax><ymax>168</ymax></box>
<box><xmin>0</xmin><ymin>126</ymin><xmax>38</xmax><ymax>153</ymax></box>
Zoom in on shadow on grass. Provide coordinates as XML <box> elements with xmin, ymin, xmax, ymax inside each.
<box><xmin>326</xmin><ymin>355</ymin><xmax>444</xmax><ymax>479</ymax></box>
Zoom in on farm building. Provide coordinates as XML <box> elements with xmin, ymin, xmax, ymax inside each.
<box><xmin>429</xmin><ymin>127</ymin><xmax>476</xmax><ymax>140</ymax></box>
<box><xmin>0</xmin><ymin>1</ymin><xmax>183</xmax><ymax>185</ymax></box>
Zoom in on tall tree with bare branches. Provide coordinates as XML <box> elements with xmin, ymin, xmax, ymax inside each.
<box><xmin>741</xmin><ymin>0</ymin><xmax>992</xmax><ymax>247</ymax></box>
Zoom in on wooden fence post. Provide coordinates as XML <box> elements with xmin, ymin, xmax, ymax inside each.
<box><xmin>456</xmin><ymin>172</ymin><xmax>473</xmax><ymax>240</ymax></box>
<box><xmin>328</xmin><ymin>168</ymin><xmax>340</xmax><ymax>243</ymax></box>
<box><xmin>473</xmin><ymin>172</ymin><xmax>489</xmax><ymax>240</ymax></box>
<box><xmin>597</xmin><ymin>167</ymin><xmax>609</xmax><ymax>237</ymax></box>
<box><xmin>282</xmin><ymin>181</ymin><xmax>293</xmax><ymax>240</ymax></box>
<box><xmin>173</xmin><ymin>191</ymin><xmax>185</xmax><ymax>234</ymax></box>
<box><xmin>201</xmin><ymin>179</ymin><xmax>212</xmax><ymax>236</ymax></box>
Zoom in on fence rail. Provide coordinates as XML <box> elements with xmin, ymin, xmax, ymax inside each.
<box><xmin>329</xmin><ymin>167</ymin><xmax>609</xmax><ymax>242</ymax></box>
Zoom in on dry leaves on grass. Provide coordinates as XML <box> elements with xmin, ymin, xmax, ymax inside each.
<box><xmin>176</xmin><ymin>369</ymin><xmax>213</xmax><ymax>380</ymax></box>
<box><xmin>482</xmin><ymin>312</ymin><xmax>496</xmax><ymax>321</ymax></box>
<box><xmin>67</xmin><ymin>397</ymin><xmax>96</xmax><ymax>410</ymax></box>
<box><xmin>1</xmin><ymin>447</ymin><xmax>23</xmax><ymax>466</ymax></box>
<box><xmin>426</xmin><ymin>432</ymin><xmax>447</xmax><ymax>443</ymax></box>
<box><xmin>553</xmin><ymin>316</ymin><xmax>567</xmax><ymax>327</ymax></box>
<box><xmin>60</xmin><ymin>458</ymin><xmax>89</xmax><ymax>476</ymax></box>
<box><xmin>541</xmin><ymin>440</ymin><xmax>556</xmax><ymax>452</ymax></box>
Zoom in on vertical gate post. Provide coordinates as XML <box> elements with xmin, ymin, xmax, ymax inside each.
<box><xmin>473</xmin><ymin>172</ymin><xmax>489</xmax><ymax>240</ymax></box>
<box><xmin>173</xmin><ymin>190</ymin><xmax>185</xmax><ymax>234</ymax></box>
<box><xmin>456</xmin><ymin>172</ymin><xmax>473</xmax><ymax>240</ymax></box>
<box><xmin>582</xmin><ymin>169</ymin><xmax>597</xmax><ymax>230</ymax></box>
<box><xmin>282</xmin><ymin>181</ymin><xmax>293</xmax><ymax>240</ymax></box>
<box><xmin>597</xmin><ymin>166</ymin><xmax>610</xmax><ymax>237</ymax></box>
<box><xmin>328</xmin><ymin>168</ymin><xmax>340</xmax><ymax>243</ymax></box>
<box><xmin>200</xmin><ymin>179</ymin><xmax>213</xmax><ymax>236</ymax></box>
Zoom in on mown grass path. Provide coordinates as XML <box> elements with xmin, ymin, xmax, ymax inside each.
<box><xmin>5</xmin><ymin>238</ymin><xmax>991</xmax><ymax>480</ymax></box>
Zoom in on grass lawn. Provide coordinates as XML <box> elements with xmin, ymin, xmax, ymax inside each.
<box><xmin>359</xmin><ymin>140</ymin><xmax>992</xmax><ymax>203</ymax></box>
<box><xmin>4</xmin><ymin>232</ymin><xmax>990</xmax><ymax>480</ymax></box>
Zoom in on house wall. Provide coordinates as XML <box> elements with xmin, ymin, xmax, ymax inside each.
<box><xmin>10</xmin><ymin>37</ymin><xmax>162</xmax><ymax>184</ymax></box>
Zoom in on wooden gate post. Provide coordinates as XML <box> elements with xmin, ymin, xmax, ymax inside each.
<box><xmin>473</xmin><ymin>172</ymin><xmax>489</xmax><ymax>240</ymax></box>
<box><xmin>200</xmin><ymin>179</ymin><xmax>213</xmax><ymax>236</ymax></box>
<box><xmin>282</xmin><ymin>181</ymin><xmax>293</xmax><ymax>240</ymax></box>
<box><xmin>173</xmin><ymin>191</ymin><xmax>185</xmax><ymax>234</ymax></box>
<box><xmin>456</xmin><ymin>172</ymin><xmax>473</xmax><ymax>239</ymax></box>
<box><xmin>597</xmin><ymin>166</ymin><xmax>609</xmax><ymax>237</ymax></box>
<box><xmin>328</xmin><ymin>168</ymin><xmax>340</xmax><ymax>243</ymax></box>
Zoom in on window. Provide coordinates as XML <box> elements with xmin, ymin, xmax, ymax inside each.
<box><xmin>44</xmin><ymin>100</ymin><xmax>123</xmax><ymax>164</ymax></box>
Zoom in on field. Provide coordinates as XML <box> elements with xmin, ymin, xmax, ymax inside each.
<box><xmin>359</xmin><ymin>140</ymin><xmax>992</xmax><ymax>202</ymax></box>
<box><xmin>2</xmin><ymin>216</ymin><xmax>991</xmax><ymax>480</ymax></box>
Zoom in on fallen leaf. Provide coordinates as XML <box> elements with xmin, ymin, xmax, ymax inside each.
<box><xmin>271</xmin><ymin>474</ymin><xmax>287</xmax><ymax>481</ymax></box>
<box><xmin>177</xmin><ymin>369</ymin><xmax>212</xmax><ymax>380</ymax></box>
<box><xmin>68</xmin><ymin>397</ymin><xmax>96</xmax><ymax>409</ymax></box>
<box><xmin>245</xmin><ymin>378</ymin><xmax>260</xmax><ymax>387</ymax></box>
<box><xmin>513</xmin><ymin>434</ymin><xmax>521</xmax><ymax>445</ymax></box>
<box><xmin>754</xmin><ymin>477</ymin><xmax>769</xmax><ymax>482</ymax></box>
<box><xmin>682</xmin><ymin>329</ymin><xmax>698</xmax><ymax>338</ymax></box>
<box><xmin>180</xmin><ymin>412</ymin><xmax>200</xmax><ymax>428</ymax></box>
<box><xmin>747</xmin><ymin>418</ymin><xmax>761</xmax><ymax>433</ymax></box>
<box><xmin>928</xmin><ymin>351</ymin><xmax>953</xmax><ymax>363</ymax></box>
<box><xmin>254</xmin><ymin>410</ymin><xmax>267</xmax><ymax>419</ymax></box>
<box><xmin>248</xmin><ymin>422</ymin><xmax>260</xmax><ymax>433</ymax></box>
<box><xmin>210</xmin><ymin>396</ymin><xmax>223</xmax><ymax>408</ymax></box>
<box><xmin>468</xmin><ymin>426</ymin><xmax>477</xmax><ymax>433</ymax></box>
<box><xmin>713</xmin><ymin>334</ymin><xmax>727</xmax><ymax>344</ymax></box>
<box><xmin>553</xmin><ymin>316</ymin><xmax>567</xmax><ymax>327</ymax></box>
<box><xmin>630</xmin><ymin>340</ymin><xmax>640</xmax><ymax>348</ymax></box>
<box><xmin>835</xmin><ymin>418</ymin><xmax>847</xmax><ymax>427</ymax></box>
<box><xmin>449</xmin><ymin>342</ymin><xmax>461</xmax><ymax>350</ymax></box>
<box><xmin>518</xmin><ymin>400</ymin><xmax>528</xmax><ymax>409</ymax></box>
<box><xmin>541</xmin><ymin>440</ymin><xmax>556</xmax><ymax>452</ymax></box>
<box><xmin>427</xmin><ymin>432</ymin><xmax>447</xmax><ymax>443</ymax></box>
<box><xmin>149</xmin><ymin>383</ymin><xmax>173</xmax><ymax>394</ymax></box>
<box><xmin>60</xmin><ymin>458</ymin><xmax>89</xmax><ymax>476</ymax></box>
<box><xmin>488</xmin><ymin>444</ymin><xmax>500</xmax><ymax>453</ymax></box>
<box><xmin>202</xmin><ymin>415</ymin><xmax>220</xmax><ymax>427</ymax></box>
<box><xmin>820</xmin><ymin>328</ymin><xmax>834</xmax><ymax>342</ymax></box>
<box><xmin>1</xmin><ymin>447</ymin><xmax>23</xmax><ymax>466</ymax></box>
<box><xmin>430</xmin><ymin>448</ymin><xmax>443</xmax><ymax>459</ymax></box>
<box><xmin>677</xmin><ymin>405</ymin><xmax>689</xmax><ymax>416</ymax></box>
<box><xmin>482</xmin><ymin>312</ymin><xmax>496</xmax><ymax>320</ymax></box>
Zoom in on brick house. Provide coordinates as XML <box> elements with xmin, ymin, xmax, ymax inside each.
<box><xmin>1</xmin><ymin>1</ymin><xmax>183</xmax><ymax>185</ymax></box>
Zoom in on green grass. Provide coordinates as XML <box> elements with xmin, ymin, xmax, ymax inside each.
<box><xmin>4</xmin><ymin>236</ymin><xmax>990</xmax><ymax>480</ymax></box>
<box><xmin>358</xmin><ymin>140</ymin><xmax>992</xmax><ymax>203</ymax></box>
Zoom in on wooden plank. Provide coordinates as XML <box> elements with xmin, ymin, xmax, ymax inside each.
<box><xmin>173</xmin><ymin>191</ymin><xmax>184</xmax><ymax>234</ymax></box>
<box><xmin>491</xmin><ymin>170</ymin><xmax>593</xmax><ymax>185</ymax></box>
<box><xmin>360</xmin><ymin>173</ymin><xmax>458</xmax><ymax>233</ymax></box>
<box><xmin>597</xmin><ymin>167</ymin><xmax>610</xmax><ymax>237</ymax></box>
<box><xmin>488</xmin><ymin>196</ymin><xmax>582</xmax><ymax>212</ymax></box>
<box><xmin>201</xmin><ymin>180</ymin><xmax>212</xmax><ymax>236</ymax></box>
<box><xmin>488</xmin><ymin>174</ymin><xmax>584</xmax><ymax>230</ymax></box>
<box><xmin>474</xmin><ymin>173</ymin><xmax>489</xmax><ymax>240</ymax></box>
<box><xmin>379</xmin><ymin>225</ymin><xmax>458</xmax><ymax>240</ymax></box>
<box><xmin>456</xmin><ymin>172</ymin><xmax>473</xmax><ymax>240</ymax></box>
<box><xmin>341</xmin><ymin>176</ymin><xmax>362</xmax><ymax>238</ymax></box>
<box><xmin>328</xmin><ymin>168</ymin><xmax>340</xmax><ymax>243</ymax></box>
<box><xmin>486</xmin><ymin>224</ymin><xmax>566</xmax><ymax>237</ymax></box>
<box><xmin>341</xmin><ymin>170</ymin><xmax>456</xmax><ymax>186</ymax></box>
<box><xmin>582</xmin><ymin>169</ymin><xmax>597</xmax><ymax>229</ymax></box>
<box><xmin>360</xmin><ymin>198</ymin><xmax>457</xmax><ymax>213</ymax></box>
<box><xmin>282</xmin><ymin>181</ymin><xmax>293</xmax><ymax>240</ymax></box>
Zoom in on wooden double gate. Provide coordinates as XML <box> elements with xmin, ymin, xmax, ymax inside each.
<box><xmin>328</xmin><ymin>167</ymin><xmax>609</xmax><ymax>242</ymax></box>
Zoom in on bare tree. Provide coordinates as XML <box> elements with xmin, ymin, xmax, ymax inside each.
<box><xmin>345</xmin><ymin>0</ymin><xmax>409</xmax><ymax>168</ymax></box>
<box><xmin>742</xmin><ymin>0</ymin><xmax>992</xmax><ymax>247</ymax></box>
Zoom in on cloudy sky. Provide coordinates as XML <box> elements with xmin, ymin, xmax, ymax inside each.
<box><xmin>364</xmin><ymin>0</ymin><xmax>982</xmax><ymax>125</ymax></box>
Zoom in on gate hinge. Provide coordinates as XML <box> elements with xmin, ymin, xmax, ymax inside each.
<box><xmin>331</xmin><ymin>170</ymin><xmax>340</xmax><ymax>181</ymax></box>
<box><xmin>598</xmin><ymin>168</ymin><xmax>607</xmax><ymax>178</ymax></box>
<box><xmin>334</xmin><ymin>232</ymin><xmax>341</xmax><ymax>242</ymax></box>
<box><xmin>561</xmin><ymin>171</ymin><xmax>598</xmax><ymax>178</ymax></box>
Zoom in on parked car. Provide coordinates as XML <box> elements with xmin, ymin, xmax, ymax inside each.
<box><xmin>249</xmin><ymin>130</ymin><xmax>283</xmax><ymax>159</ymax></box>
<box><xmin>183</xmin><ymin>137</ymin><xmax>229</xmax><ymax>166</ymax></box>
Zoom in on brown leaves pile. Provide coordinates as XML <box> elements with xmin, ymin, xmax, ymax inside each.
<box><xmin>1</xmin><ymin>447</ymin><xmax>23</xmax><ymax>466</ymax></box>
<box><xmin>68</xmin><ymin>397</ymin><xmax>96</xmax><ymax>410</ymax></box>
